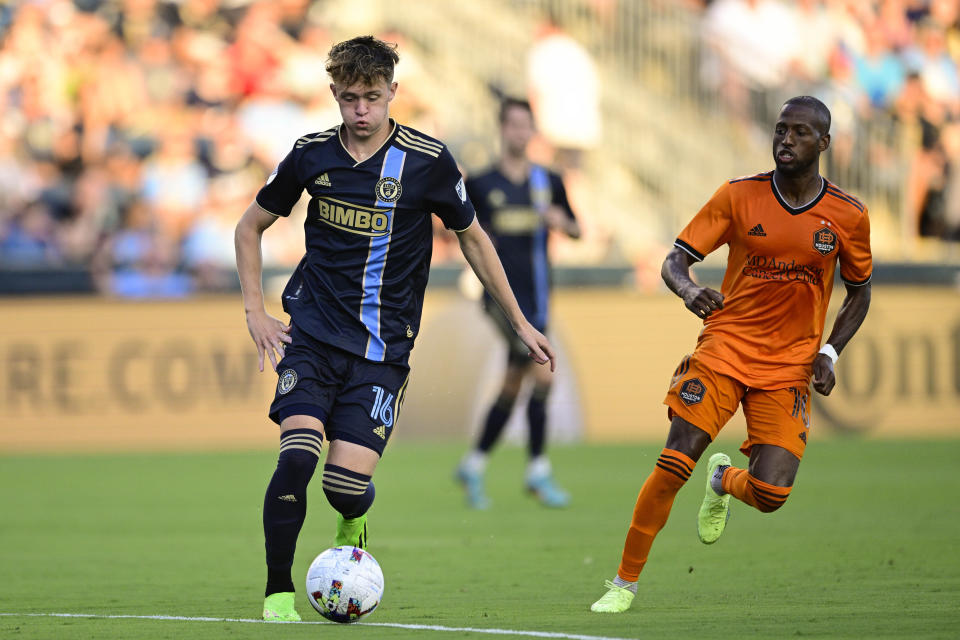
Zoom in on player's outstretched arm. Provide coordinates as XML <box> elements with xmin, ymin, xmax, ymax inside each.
<box><xmin>661</xmin><ymin>247</ymin><xmax>724</xmax><ymax>319</ymax></box>
<box><xmin>235</xmin><ymin>200</ymin><xmax>292</xmax><ymax>372</ymax></box>
<box><xmin>455</xmin><ymin>219</ymin><xmax>556</xmax><ymax>371</ymax></box>
<box><xmin>812</xmin><ymin>281</ymin><xmax>871</xmax><ymax>396</ymax></box>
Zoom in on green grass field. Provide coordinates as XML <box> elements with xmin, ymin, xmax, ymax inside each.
<box><xmin>1</xmin><ymin>439</ymin><xmax>958</xmax><ymax>639</ymax></box>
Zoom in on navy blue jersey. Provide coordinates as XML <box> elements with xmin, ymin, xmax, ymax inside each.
<box><xmin>467</xmin><ymin>165</ymin><xmax>575</xmax><ymax>329</ymax></box>
<box><xmin>256</xmin><ymin>120</ymin><xmax>475</xmax><ymax>365</ymax></box>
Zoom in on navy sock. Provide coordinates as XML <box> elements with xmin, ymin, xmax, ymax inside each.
<box><xmin>527</xmin><ymin>389</ymin><xmax>548</xmax><ymax>458</ymax></box>
<box><xmin>263</xmin><ymin>429</ymin><xmax>322</xmax><ymax>597</ymax></box>
<box><xmin>322</xmin><ymin>464</ymin><xmax>374</xmax><ymax>518</ymax></box>
<box><xmin>476</xmin><ymin>395</ymin><xmax>514</xmax><ymax>453</ymax></box>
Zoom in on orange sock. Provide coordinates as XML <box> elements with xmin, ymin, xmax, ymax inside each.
<box><xmin>721</xmin><ymin>467</ymin><xmax>792</xmax><ymax>513</ymax></box>
<box><xmin>617</xmin><ymin>449</ymin><xmax>695</xmax><ymax>581</ymax></box>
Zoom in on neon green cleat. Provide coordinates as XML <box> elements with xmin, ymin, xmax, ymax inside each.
<box><xmin>263</xmin><ymin>592</ymin><xmax>300</xmax><ymax>622</ymax></box>
<box><xmin>590</xmin><ymin>580</ymin><xmax>635</xmax><ymax>613</ymax></box>
<box><xmin>698</xmin><ymin>452</ymin><xmax>732</xmax><ymax>544</ymax></box>
<box><xmin>335</xmin><ymin>513</ymin><xmax>367</xmax><ymax>549</ymax></box>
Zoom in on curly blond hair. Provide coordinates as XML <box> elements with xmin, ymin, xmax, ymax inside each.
<box><xmin>326</xmin><ymin>36</ymin><xmax>399</xmax><ymax>86</ymax></box>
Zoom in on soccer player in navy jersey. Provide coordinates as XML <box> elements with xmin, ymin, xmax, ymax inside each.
<box><xmin>454</xmin><ymin>98</ymin><xmax>580</xmax><ymax>509</ymax></box>
<box><xmin>234</xmin><ymin>36</ymin><xmax>556</xmax><ymax>622</ymax></box>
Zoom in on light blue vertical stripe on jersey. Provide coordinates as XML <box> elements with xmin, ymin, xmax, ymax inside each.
<box><xmin>529</xmin><ymin>166</ymin><xmax>550</xmax><ymax>329</ymax></box>
<box><xmin>361</xmin><ymin>146</ymin><xmax>406</xmax><ymax>361</ymax></box>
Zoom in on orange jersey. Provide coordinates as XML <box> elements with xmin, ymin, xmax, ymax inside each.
<box><xmin>675</xmin><ymin>171</ymin><xmax>872</xmax><ymax>389</ymax></box>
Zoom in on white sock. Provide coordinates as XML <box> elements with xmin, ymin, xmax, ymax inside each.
<box><xmin>612</xmin><ymin>575</ymin><xmax>638</xmax><ymax>593</ymax></box>
<box><xmin>461</xmin><ymin>450</ymin><xmax>488</xmax><ymax>474</ymax></box>
<box><xmin>526</xmin><ymin>455</ymin><xmax>551</xmax><ymax>480</ymax></box>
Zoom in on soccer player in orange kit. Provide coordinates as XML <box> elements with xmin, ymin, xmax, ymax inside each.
<box><xmin>590</xmin><ymin>96</ymin><xmax>872</xmax><ymax>612</ymax></box>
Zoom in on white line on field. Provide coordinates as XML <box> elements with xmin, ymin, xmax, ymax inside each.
<box><xmin>0</xmin><ymin>612</ymin><xmax>638</xmax><ymax>640</ymax></box>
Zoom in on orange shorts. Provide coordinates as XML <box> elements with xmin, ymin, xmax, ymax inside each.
<box><xmin>663</xmin><ymin>353</ymin><xmax>811</xmax><ymax>460</ymax></box>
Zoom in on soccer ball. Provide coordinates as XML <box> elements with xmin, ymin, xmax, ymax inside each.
<box><xmin>305</xmin><ymin>546</ymin><xmax>384</xmax><ymax>623</ymax></box>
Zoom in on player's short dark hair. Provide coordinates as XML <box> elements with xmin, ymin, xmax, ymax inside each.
<box><xmin>783</xmin><ymin>96</ymin><xmax>831</xmax><ymax>136</ymax></box>
<box><xmin>499</xmin><ymin>97</ymin><xmax>533</xmax><ymax>124</ymax></box>
<box><xmin>326</xmin><ymin>36</ymin><xmax>399</xmax><ymax>86</ymax></box>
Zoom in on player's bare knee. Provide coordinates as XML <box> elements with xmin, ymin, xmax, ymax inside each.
<box><xmin>495</xmin><ymin>387</ymin><xmax>521</xmax><ymax>407</ymax></box>
<box><xmin>531</xmin><ymin>382</ymin><xmax>551</xmax><ymax>401</ymax></box>
<box><xmin>664</xmin><ymin>416</ymin><xmax>711</xmax><ymax>461</ymax></box>
<box><xmin>531</xmin><ymin>360</ymin><xmax>553</xmax><ymax>387</ymax></box>
<box><xmin>748</xmin><ymin>445</ymin><xmax>800</xmax><ymax>487</ymax></box>
<box><xmin>500</xmin><ymin>370</ymin><xmax>526</xmax><ymax>398</ymax></box>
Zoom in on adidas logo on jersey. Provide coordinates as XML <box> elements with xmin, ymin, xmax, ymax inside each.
<box><xmin>278</xmin><ymin>494</ymin><xmax>297</xmax><ymax>503</ymax></box>
<box><xmin>747</xmin><ymin>224</ymin><xmax>767</xmax><ymax>237</ymax></box>
<box><xmin>373</xmin><ymin>425</ymin><xmax>387</xmax><ymax>439</ymax></box>
<box><xmin>315</xmin><ymin>173</ymin><xmax>331</xmax><ymax>187</ymax></box>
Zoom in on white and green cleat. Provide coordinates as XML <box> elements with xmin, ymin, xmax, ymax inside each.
<box><xmin>335</xmin><ymin>513</ymin><xmax>368</xmax><ymax>549</ymax></box>
<box><xmin>590</xmin><ymin>580</ymin><xmax>635</xmax><ymax>613</ymax></box>
<box><xmin>263</xmin><ymin>592</ymin><xmax>300</xmax><ymax>622</ymax></box>
<box><xmin>697</xmin><ymin>452</ymin><xmax>732</xmax><ymax>544</ymax></box>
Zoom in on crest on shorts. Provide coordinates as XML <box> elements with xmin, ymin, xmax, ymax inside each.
<box><xmin>679</xmin><ymin>378</ymin><xmax>706</xmax><ymax>406</ymax></box>
<box><xmin>375</xmin><ymin>176</ymin><xmax>402</xmax><ymax>203</ymax></box>
<box><xmin>813</xmin><ymin>226</ymin><xmax>837</xmax><ymax>256</ymax></box>
<box><xmin>277</xmin><ymin>369</ymin><xmax>298</xmax><ymax>395</ymax></box>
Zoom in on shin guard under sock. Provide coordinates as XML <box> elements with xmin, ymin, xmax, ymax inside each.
<box><xmin>263</xmin><ymin>429</ymin><xmax>322</xmax><ymax>596</ymax></box>
<box><xmin>322</xmin><ymin>464</ymin><xmax>375</xmax><ymax>518</ymax></box>
<box><xmin>721</xmin><ymin>467</ymin><xmax>792</xmax><ymax>513</ymax></box>
<box><xmin>476</xmin><ymin>395</ymin><xmax>514</xmax><ymax>452</ymax></box>
<box><xmin>526</xmin><ymin>390</ymin><xmax>548</xmax><ymax>459</ymax></box>
<box><xmin>617</xmin><ymin>449</ymin><xmax>695</xmax><ymax>581</ymax></box>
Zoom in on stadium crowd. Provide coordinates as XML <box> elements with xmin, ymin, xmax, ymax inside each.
<box><xmin>0</xmin><ymin>0</ymin><xmax>442</xmax><ymax>296</ymax></box>
<box><xmin>0</xmin><ymin>1</ymin><xmax>958</xmax><ymax>297</ymax></box>
<box><xmin>698</xmin><ymin>0</ymin><xmax>960</xmax><ymax>242</ymax></box>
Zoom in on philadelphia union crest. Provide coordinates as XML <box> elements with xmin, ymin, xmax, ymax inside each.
<box><xmin>278</xmin><ymin>369</ymin><xmax>298</xmax><ymax>395</ymax></box>
<box><xmin>375</xmin><ymin>177</ymin><xmax>402</xmax><ymax>203</ymax></box>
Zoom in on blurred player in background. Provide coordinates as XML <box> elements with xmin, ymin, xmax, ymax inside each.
<box><xmin>455</xmin><ymin>98</ymin><xmax>580</xmax><ymax>509</ymax></box>
<box><xmin>591</xmin><ymin>96</ymin><xmax>872</xmax><ymax>612</ymax></box>
<box><xmin>234</xmin><ymin>36</ymin><xmax>555</xmax><ymax>622</ymax></box>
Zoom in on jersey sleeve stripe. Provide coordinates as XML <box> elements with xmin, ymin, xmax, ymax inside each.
<box><xmin>395</xmin><ymin>138</ymin><xmax>440</xmax><ymax>157</ymax></box>
<box><xmin>397</xmin><ymin>130</ymin><xmax>442</xmax><ymax>152</ymax></box>
<box><xmin>825</xmin><ymin>183</ymin><xmax>864</xmax><ymax>208</ymax></box>
<box><xmin>729</xmin><ymin>171</ymin><xmax>772</xmax><ymax>184</ymax></box>
<box><xmin>674</xmin><ymin>239</ymin><xmax>704</xmax><ymax>262</ymax></box>
<box><xmin>825</xmin><ymin>187</ymin><xmax>865</xmax><ymax>212</ymax></box>
<box><xmin>397</xmin><ymin>127</ymin><xmax>443</xmax><ymax>151</ymax></box>
<box><xmin>295</xmin><ymin>131</ymin><xmax>336</xmax><ymax>148</ymax></box>
<box><xmin>841</xmin><ymin>273</ymin><xmax>872</xmax><ymax>286</ymax></box>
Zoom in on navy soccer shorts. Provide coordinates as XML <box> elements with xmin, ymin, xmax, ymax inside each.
<box><xmin>268</xmin><ymin>325</ymin><xmax>409</xmax><ymax>456</ymax></box>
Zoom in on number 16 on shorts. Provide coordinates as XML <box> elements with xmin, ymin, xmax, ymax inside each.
<box><xmin>370</xmin><ymin>386</ymin><xmax>395</xmax><ymax>427</ymax></box>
